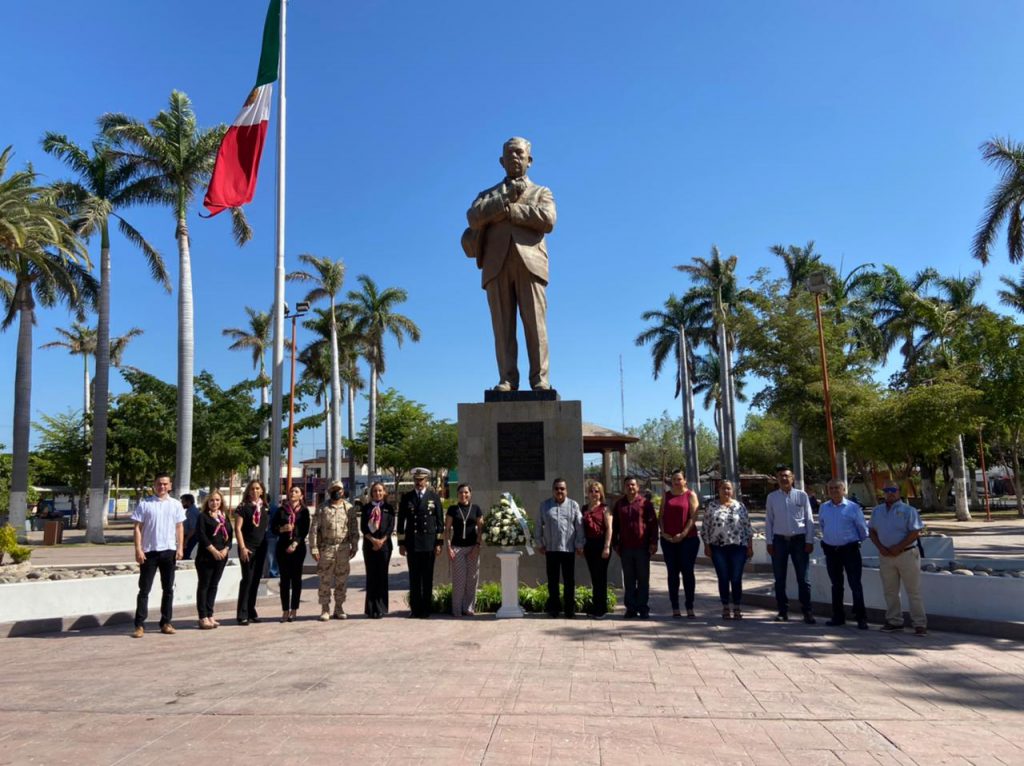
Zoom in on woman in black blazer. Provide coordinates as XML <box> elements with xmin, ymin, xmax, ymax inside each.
<box><xmin>233</xmin><ymin>479</ymin><xmax>269</xmax><ymax>625</ymax></box>
<box><xmin>272</xmin><ymin>485</ymin><xmax>310</xmax><ymax>622</ymax></box>
<box><xmin>195</xmin><ymin>490</ymin><xmax>233</xmax><ymax>629</ymax></box>
<box><xmin>360</xmin><ymin>481</ymin><xmax>396</xmax><ymax>619</ymax></box>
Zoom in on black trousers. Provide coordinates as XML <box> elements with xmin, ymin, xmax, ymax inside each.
<box><xmin>236</xmin><ymin>539</ymin><xmax>267</xmax><ymax>621</ymax></box>
<box><xmin>407</xmin><ymin>550</ymin><xmax>436</xmax><ymax>617</ymax></box>
<box><xmin>135</xmin><ymin>549</ymin><xmax>176</xmax><ymax>628</ymax></box>
<box><xmin>364</xmin><ymin>542</ymin><xmax>392</xmax><ymax>618</ymax></box>
<box><xmin>277</xmin><ymin>540</ymin><xmax>306</xmax><ymax>611</ymax></box>
<box><xmin>195</xmin><ymin>555</ymin><xmax>227</xmax><ymax>619</ymax></box>
<box><xmin>662</xmin><ymin>536</ymin><xmax>700</xmax><ymax>611</ymax></box>
<box><xmin>545</xmin><ymin>551</ymin><xmax>576</xmax><ymax>617</ymax></box>
<box><xmin>822</xmin><ymin>541</ymin><xmax>866</xmax><ymax>621</ymax></box>
<box><xmin>583</xmin><ymin>539</ymin><xmax>609</xmax><ymax>616</ymax></box>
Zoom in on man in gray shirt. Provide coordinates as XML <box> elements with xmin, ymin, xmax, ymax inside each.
<box><xmin>535</xmin><ymin>478</ymin><xmax>584</xmax><ymax>618</ymax></box>
<box><xmin>765</xmin><ymin>466</ymin><xmax>816</xmax><ymax>624</ymax></box>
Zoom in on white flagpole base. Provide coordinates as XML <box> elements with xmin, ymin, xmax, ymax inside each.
<box><xmin>496</xmin><ymin>549</ymin><xmax>524</xmax><ymax>618</ymax></box>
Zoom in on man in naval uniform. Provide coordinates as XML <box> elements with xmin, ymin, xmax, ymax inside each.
<box><xmin>397</xmin><ymin>467</ymin><xmax>445</xmax><ymax>618</ymax></box>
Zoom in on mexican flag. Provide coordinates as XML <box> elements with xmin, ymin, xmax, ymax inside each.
<box><xmin>203</xmin><ymin>0</ymin><xmax>280</xmax><ymax>216</ymax></box>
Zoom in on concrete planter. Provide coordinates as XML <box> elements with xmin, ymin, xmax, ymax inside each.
<box><xmin>788</xmin><ymin>560</ymin><xmax>1024</xmax><ymax>623</ymax></box>
<box><xmin>0</xmin><ymin>563</ymin><xmax>244</xmax><ymax>624</ymax></box>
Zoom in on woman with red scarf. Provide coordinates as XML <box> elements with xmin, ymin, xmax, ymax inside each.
<box><xmin>233</xmin><ymin>479</ymin><xmax>269</xmax><ymax>625</ymax></box>
<box><xmin>361</xmin><ymin>482</ymin><xmax>396</xmax><ymax>618</ymax></box>
<box><xmin>272</xmin><ymin>485</ymin><xmax>311</xmax><ymax>622</ymax></box>
<box><xmin>195</xmin><ymin>490</ymin><xmax>233</xmax><ymax>629</ymax></box>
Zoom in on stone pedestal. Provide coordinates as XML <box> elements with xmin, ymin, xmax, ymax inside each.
<box><xmin>457</xmin><ymin>396</ymin><xmax>585</xmax><ymax>522</ymax></box>
<box><xmin>445</xmin><ymin>396</ymin><xmax>622</xmax><ymax>588</ymax></box>
<box><xmin>496</xmin><ymin>549</ymin><xmax>525</xmax><ymax>618</ymax></box>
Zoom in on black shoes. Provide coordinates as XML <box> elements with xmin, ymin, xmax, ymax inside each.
<box><xmin>826</xmin><ymin>618</ymin><xmax>845</xmax><ymax>627</ymax></box>
<box><xmin>880</xmin><ymin>623</ymin><xmax>903</xmax><ymax>632</ymax></box>
<box><xmin>773</xmin><ymin>613</ymin><xmax>789</xmax><ymax>622</ymax></box>
<box><xmin>857</xmin><ymin>620</ymin><xmax>869</xmax><ymax>630</ymax></box>
<box><xmin>803</xmin><ymin>613</ymin><xmax>817</xmax><ymax>625</ymax></box>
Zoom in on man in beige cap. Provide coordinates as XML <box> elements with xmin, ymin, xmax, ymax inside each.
<box><xmin>310</xmin><ymin>480</ymin><xmax>360</xmax><ymax>621</ymax></box>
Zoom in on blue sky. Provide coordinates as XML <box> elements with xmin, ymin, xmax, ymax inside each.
<box><xmin>4</xmin><ymin>1</ymin><xmax>1024</xmax><ymax>463</ymax></box>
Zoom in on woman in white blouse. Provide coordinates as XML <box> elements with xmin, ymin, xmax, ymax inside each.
<box><xmin>700</xmin><ymin>480</ymin><xmax>754</xmax><ymax>620</ymax></box>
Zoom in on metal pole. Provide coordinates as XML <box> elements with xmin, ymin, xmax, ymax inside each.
<box><xmin>813</xmin><ymin>293</ymin><xmax>839</xmax><ymax>479</ymax></box>
<box><xmin>269</xmin><ymin>0</ymin><xmax>287</xmax><ymax>506</ymax></box>
<box><xmin>978</xmin><ymin>428</ymin><xmax>992</xmax><ymax>522</ymax></box>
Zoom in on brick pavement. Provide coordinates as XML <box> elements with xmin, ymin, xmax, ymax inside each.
<box><xmin>2</xmin><ymin>556</ymin><xmax>1023</xmax><ymax>765</ymax></box>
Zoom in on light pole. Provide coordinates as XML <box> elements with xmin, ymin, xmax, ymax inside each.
<box><xmin>806</xmin><ymin>271</ymin><xmax>838</xmax><ymax>480</ymax></box>
<box><xmin>284</xmin><ymin>300</ymin><xmax>309</xmax><ymax>495</ymax></box>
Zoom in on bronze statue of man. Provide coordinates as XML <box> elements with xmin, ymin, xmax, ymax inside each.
<box><xmin>464</xmin><ymin>137</ymin><xmax>556</xmax><ymax>392</ymax></box>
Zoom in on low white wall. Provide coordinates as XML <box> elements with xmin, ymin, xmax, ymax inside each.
<box><xmin>787</xmin><ymin>561</ymin><xmax>1024</xmax><ymax>623</ymax></box>
<box><xmin>0</xmin><ymin>563</ymin><xmax>244</xmax><ymax>624</ymax></box>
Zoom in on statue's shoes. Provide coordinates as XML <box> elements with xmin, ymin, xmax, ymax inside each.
<box><xmin>532</xmin><ymin>383</ymin><xmax>551</xmax><ymax>391</ymax></box>
<box><xmin>493</xmin><ymin>382</ymin><xmax>515</xmax><ymax>392</ymax></box>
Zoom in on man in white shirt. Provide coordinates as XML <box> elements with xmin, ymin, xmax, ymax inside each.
<box><xmin>765</xmin><ymin>467</ymin><xmax>816</xmax><ymax>624</ymax></box>
<box><xmin>131</xmin><ymin>473</ymin><xmax>185</xmax><ymax>638</ymax></box>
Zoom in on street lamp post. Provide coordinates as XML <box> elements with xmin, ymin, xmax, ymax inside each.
<box><xmin>806</xmin><ymin>271</ymin><xmax>839</xmax><ymax>480</ymax></box>
<box><xmin>284</xmin><ymin>300</ymin><xmax>310</xmax><ymax>495</ymax></box>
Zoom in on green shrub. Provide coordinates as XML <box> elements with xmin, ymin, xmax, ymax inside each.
<box><xmin>8</xmin><ymin>545</ymin><xmax>31</xmax><ymax>564</ymax></box>
<box><xmin>429</xmin><ymin>581</ymin><xmax>614</xmax><ymax>614</ymax></box>
<box><xmin>0</xmin><ymin>524</ymin><xmax>17</xmax><ymax>553</ymax></box>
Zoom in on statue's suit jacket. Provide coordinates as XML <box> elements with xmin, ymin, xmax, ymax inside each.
<box><xmin>466</xmin><ymin>177</ymin><xmax>556</xmax><ymax>289</ymax></box>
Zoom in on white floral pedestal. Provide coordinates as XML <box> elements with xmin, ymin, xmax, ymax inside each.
<box><xmin>496</xmin><ymin>549</ymin><xmax>524</xmax><ymax>618</ymax></box>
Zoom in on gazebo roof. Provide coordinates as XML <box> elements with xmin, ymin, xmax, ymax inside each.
<box><xmin>582</xmin><ymin>422</ymin><xmax>639</xmax><ymax>452</ymax></box>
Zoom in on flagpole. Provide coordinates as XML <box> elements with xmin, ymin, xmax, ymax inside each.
<box><xmin>270</xmin><ymin>0</ymin><xmax>287</xmax><ymax>506</ymax></box>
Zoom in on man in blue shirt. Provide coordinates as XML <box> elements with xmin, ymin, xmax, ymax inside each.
<box><xmin>870</xmin><ymin>484</ymin><xmax>927</xmax><ymax>635</ymax></box>
<box><xmin>818</xmin><ymin>480</ymin><xmax>869</xmax><ymax>629</ymax></box>
<box><xmin>765</xmin><ymin>467</ymin><xmax>816</xmax><ymax>623</ymax></box>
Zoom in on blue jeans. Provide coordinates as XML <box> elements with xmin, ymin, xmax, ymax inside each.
<box><xmin>771</xmin><ymin>534</ymin><xmax>812</xmax><ymax>615</ymax></box>
<box><xmin>265</xmin><ymin>530</ymin><xmax>280</xmax><ymax>578</ymax></box>
<box><xmin>620</xmin><ymin>547</ymin><xmax>651</xmax><ymax>615</ymax></box>
<box><xmin>710</xmin><ymin>544</ymin><xmax>746</xmax><ymax>606</ymax></box>
<box><xmin>662</xmin><ymin>536</ymin><xmax>700</xmax><ymax>610</ymax></box>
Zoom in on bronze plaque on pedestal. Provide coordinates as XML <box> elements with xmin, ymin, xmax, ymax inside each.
<box><xmin>497</xmin><ymin>421</ymin><xmax>545</xmax><ymax>481</ymax></box>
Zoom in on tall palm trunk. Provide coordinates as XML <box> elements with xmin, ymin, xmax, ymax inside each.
<box><xmin>10</xmin><ymin>282</ymin><xmax>35</xmax><ymax>541</ymax></box>
<box><xmin>368</xmin><ymin>363</ymin><xmax>378</xmax><ymax>479</ymax></box>
<box><xmin>347</xmin><ymin>382</ymin><xmax>356</xmax><ymax>491</ymax></box>
<box><xmin>724</xmin><ymin>337</ymin><xmax>740</xmax><ymax>482</ymax></box>
<box><xmin>1011</xmin><ymin>443</ymin><xmax>1024</xmax><ymax>518</ymax></box>
<box><xmin>715</xmin><ymin>322</ymin><xmax>735</xmax><ymax>484</ymax></box>
<box><xmin>328</xmin><ymin>301</ymin><xmax>343</xmax><ymax>481</ymax></box>
<box><xmin>86</xmin><ymin>232</ymin><xmax>111</xmax><ymax>543</ymax></box>
<box><xmin>259</xmin><ymin>375</ymin><xmax>269</xmax><ymax>486</ymax></box>
<box><xmin>791</xmin><ymin>416</ymin><xmax>804</xmax><ymax>490</ymax></box>
<box><xmin>323</xmin><ymin>391</ymin><xmax>330</xmax><ymax>473</ymax></box>
<box><xmin>951</xmin><ymin>434</ymin><xmax>972</xmax><ymax>521</ymax></box>
<box><xmin>175</xmin><ymin>216</ymin><xmax>194</xmax><ymax>496</ymax></box>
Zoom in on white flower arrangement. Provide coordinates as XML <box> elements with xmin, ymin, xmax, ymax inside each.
<box><xmin>482</xmin><ymin>494</ymin><xmax>533</xmax><ymax>550</ymax></box>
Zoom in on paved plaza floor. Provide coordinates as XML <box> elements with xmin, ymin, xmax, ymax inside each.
<box><xmin>2</xmin><ymin>555</ymin><xmax>1023</xmax><ymax>766</ymax></box>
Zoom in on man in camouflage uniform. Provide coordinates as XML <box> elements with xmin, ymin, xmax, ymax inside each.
<box><xmin>310</xmin><ymin>480</ymin><xmax>360</xmax><ymax>621</ymax></box>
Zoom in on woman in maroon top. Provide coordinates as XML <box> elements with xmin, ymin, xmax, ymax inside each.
<box><xmin>582</xmin><ymin>481</ymin><xmax>613</xmax><ymax>618</ymax></box>
<box><xmin>660</xmin><ymin>470</ymin><xmax>701</xmax><ymax>618</ymax></box>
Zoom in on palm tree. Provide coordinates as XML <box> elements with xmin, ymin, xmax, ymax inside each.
<box><xmin>41</xmin><ymin>322</ymin><xmax>143</xmax><ymax>415</ymax></box>
<box><xmin>997</xmin><ymin>269</ymin><xmax>1024</xmax><ymax>314</ymax></box>
<box><xmin>287</xmin><ymin>254</ymin><xmax>346</xmax><ymax>482</ymax></box>
<box><xmin>675</xmin><ymin>246</ymin><xmax>742</xmax><ymax>483</ymax></box>
<box><xmin>344</xmin><ymin>275</ymin><xmax>421</xmax><ymax>478</ymax></box>
<box><xmin>223</xmin><ymin>306</ymin><xmax>272</xmax><ymax>485</ymax></box>
<box><xmin>42</xmin><ymin>131</ymin><xmax>167</xmax><ymax>541</ymax></box>
<box><xmin>101</xmin><ymin>91</ymin><xmax>252</xmax><ymax>496</ymax></box>
<box><xmin>770</xmin><ymin>241</ymin><xmax>823</xmax><ymax>296</ymax></box>
<box><xmin>0</xmin><ymin>148</ymin><xmax>92</xmax><ymax>537</ymax></box>
<box><xmin>301</xmin><ymin>307</ymin><xmax>366</xmax><ymax>487</ymax></box>
<box><xmin>40</xmin><ymin>322</ymin><xmax>96</xmax><ymax>416</ymax></box>
<box><xmin>973</xmin><ymin>137</ymin><xmax>1024</xmax><ymax>265</ymax></box>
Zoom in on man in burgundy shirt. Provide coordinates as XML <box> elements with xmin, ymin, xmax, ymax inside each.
<box><xmin>612</xmin><ymin>477</ymin><xmax>659</xmax><ymax>618</ymax></box>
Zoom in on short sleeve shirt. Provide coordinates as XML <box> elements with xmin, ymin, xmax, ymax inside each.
<box><xmin>870</xmin><ymin>500</ymin><xmax>923</xmax><ymax>548</ymax></box>
<box><xmin>131</xmin><ymin>496</ymin><xmax>186</xmax><ymax>552</ymax></box>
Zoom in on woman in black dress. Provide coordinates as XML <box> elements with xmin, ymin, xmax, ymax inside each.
<box><xmin>273</xmin><ymin>485</ymin><xmax>310</xmax><ymax>622</ymax></box>
<box><xmin>233</xmin><ymin>479</ymin><xmax>268</xmax><ymax>625</ymax></box>
<box><xmin>361</xmin><ymin>481</ymin><xmax>395</xmax><ymax>618</ymax></box>
<box><xmin>195</xmin><ymin>490</ymin><xmax>232</xmax><ymax>629</ymax></box>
